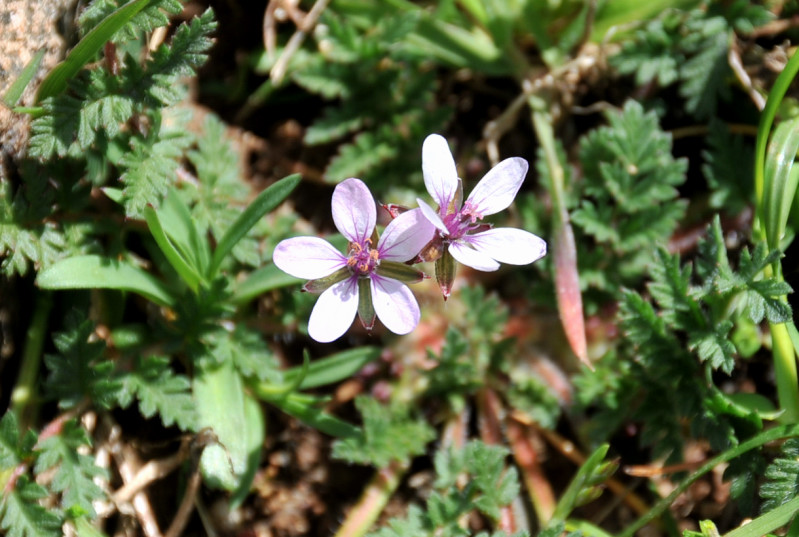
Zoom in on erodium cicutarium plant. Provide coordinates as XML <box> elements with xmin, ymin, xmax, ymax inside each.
<box><xmin>273</xmin><ymin>135</ymin><xmax>547</xmax><ymax>341</ymax></box>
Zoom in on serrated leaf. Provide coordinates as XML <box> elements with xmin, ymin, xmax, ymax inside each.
<box><xmin>325</xmin><ymin>131</ymin><xmax>397</xmax><ymax>182</ymax></box>
<box><xmin>688</xmin><ymin>321</ymin><xmax>736</xmax><ymax>374</ymax></box>
<box><xmin>141</xmin><ymin>9</ymin><xmax>217</xmax><ymax>107</ymax></box>
<box><xmin>120</xmin><ymin>127</ymin><xmax>192</xmax><ymax>217</ymax></box>
<box><xmin>120</xmin><ymin>356</ymin><xmax>197</xmax><ymax>430</ymax></box>
<box><xmin>44</xmin><ymin>313</ymin><xmax>121</xmax><ymax>410</ymax></box>
<box><xmin>332</xmin><ymin>396</ymin><xmax>434</xmax><ymax>467</ymax></box>
<box><xmin>0</xmin><ymin>476</ymin><xmax>62</xmax><ymax>537</ymax></box>
<box><xmin>0</xmin><ymin>412</ymin><xmax>22</xmax><ymax>469</ymax></box>
<box><xmin>466</xmin><ymin>443</ymin><xmax>520</xmax><ymax>521</ymax></box>
<box><xmin>36</xmin><ymin>0</ymin><xmax>154</xmax><ymax>102</ymax></box>
<box><xmin>77</xmin><ymin>0</ymin><xmax>182</xmax><ymax>40</ymax></box>
<box><xmin>34</xmin><ymin>421</ymin><xmax>106</xmax><ymax>515</ymax></box>
<box><xmin>760</xmin><ymin>438</ymin><xmax>799</xmax><ymax>512</ymax></box>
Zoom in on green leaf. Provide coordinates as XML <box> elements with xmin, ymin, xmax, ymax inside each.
<box><xmin>258</xmin><ymin>391</ymin><xmax>359</xmax><ymax>438</ymax></box>
<box><xmin>0</xmin><ymin>412</ymin><xmax>22</xmax><ymax>469</ymax></box>
<box><xmin>688</xmin><ymin>321</ymin><xmax>736</xmax><ymax>374</ymax></box>
<box><xmin>760</xmin><ymin>438</ymin><xmax>799</xmax><ymax>513</ymax></box>
<box><xmin>36</xmin><ymin>255</ymin><xmax>174</xmax><ymax>307</ymax></box>
<box><xmin>2</xmin><ymin>49</ymin><xmax>45</xmax><ymax>107</ymax></box>
<box><xmin>34</xmin><ymin>421</ymin><xmax>106</xmax><ymax>515</ymax></box>
<box><xmin>678</xmin><ymin>17</ymin><xmax>730</xmax><ymax>119</ymax></box>
<box><xmin>120</xmin><ymin>124</ymin><xmax>192</xmax><ymax>217</ymax></box>
<box><xmin>36</xmin><ymin>0</ymin><xmax>154</xmax><ymax>103</ymax></box>
<box><xmin>466</xmin><ymin>443</ymin><xmax>520</xmax><ymax>521</ymax></box>
<box><xmin>0</xmin><ymin>476</ymin><xmax>63</xmax><ymax>537</ymax></box>
<box><xmin>229</xmin><ymin>396</ymin><xmax>264</xmax><ymax>508</ymax></box>
<box><xmin>44</xmin><ymin>312</ymin><xmax>121</xmax><ymax>410</ymax></box>
<box><xmin>208</xmin><ymin>174</ymin><xmax>301</xmax><ymax>277</ymax></box>
<box><xmin>763</xmin><ymin>116</ymin><xmax>799</xmax><ymax>255</ymax></box>
<box><xmin>156</xmin><ymin>189</ymin><xmax>211</xmax><ymax>274</ymax></box>
<box><xmin>701</xmin><ymin>120</ymin><xmax>754</xmax><ymax>213</ymax></box>
<box><xmin>552</xmin><ymin>444</ymin><xmax>615</xmax><ymax>521</ymax></box>
<box><xmin>144</xmin><ymin>205</ymin><xmax>205</xmax><ymax>292</ymax></box>
<box><xmin>195</xmin><ymin>360</ymin><xmax>263</xmax><ymax>492</ymax></box>
<box><xmin>332</xmin><ymin>396</ymin><xmax>434</xmax><ymax>467</ymax></box>
<box><xmin>231</xmin><ymin>263</ymin><xmax>301</xmax><ymax>304</ymax></box>
<box><xmin>119</xmin><ymin>356</ymin><xmax>197</xmax><ymax>430</ymax></box>
<box><xmin>78</xmin><ymin>0</ymin><xmax>182</xmax><ymax>40</ymax></box>
<box><xmin>281</xmin><ymin>347</ymin><xmax>380</xmax><ymax>390</ymax></box>
<box><xmin>140</xmin><ymin>9</ymin><xmax>218</xmax><ymax>107</ymax></box>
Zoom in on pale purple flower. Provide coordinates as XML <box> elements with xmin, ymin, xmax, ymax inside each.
<box><xmin>273</xmin><ymin>178</ymin><xmax>435</xmax><ymax>343</ymax></box>
<box><xmin>417</xmin><ymin>134</ymin><xmax>547</xmax><ymax>281</ymax></box>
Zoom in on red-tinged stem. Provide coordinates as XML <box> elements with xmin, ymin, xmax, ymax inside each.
<box><xmin>476</xmin><ymin>388</ymin><xmax>517</xmax><ymax>534</ymax></box>
<box><xmin>333</xmin><ymin>460</ymin><xmax>407</xmax><ymax>537</ymax></box>
<box><xmin>506</xmin><ymin>419</ymin><xmax>557</xmax><ymax>525</ymax></box>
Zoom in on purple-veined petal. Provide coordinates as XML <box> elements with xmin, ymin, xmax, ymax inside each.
<box><xmin>465</xmin><ymin>157</ymin><xmax>529</xmax><ymax>216</ymax></box>
<box><xmin>332</xmin><ymin>178</ymin><xmax>377</xmax><ymax>244</ymax></box>
<box><xmin>308</xmin><ymin>276</ymin><xmax>359</xmax><ymax>342</ymax></box>
<box><xmin>416</xmin><ymin>198</ymin><xmax>449</xmax><ymax>235</ymax></box>
<box><xmin>464</xmin><ymin>228</ymin><xmax>547</xmax><ymax>265</ymax></box>
<box><xmin>378</xmin><ymin>208</ymin><xmax>438</xmax><ymax>262</ymax></box>
<box><xmin>273</xmin><ymin>237</ymin><xmax>346</xmax><ymax>279</ymax></box>
<box><xmin>422</xmin><ymin>134</ymin><xmax>459</xmax><ymax>211</ymax></box>
<box><xmin>370</xmin><ymin>275</ymin><xmax>420</xmax><ymax>335</ymax></box>
<box><xmin>449</xmin><ymin>241</ymin><xmax>500</xmax><ymax>272</ymax></box>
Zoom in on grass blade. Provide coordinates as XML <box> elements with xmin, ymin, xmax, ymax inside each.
<box><xmin>36</xmin><ymin>0</ymin><xmax>153</xmax><ymax>102</ymax></box>
<box><xmin>208</xmin><ymin>174</ymin><xmax>301</xmax><ymax>278</ymax></box>
<box><xmin>2</xmin><ymin>49</ymin><xmax>45</xmax><ymax>107</ymax></box>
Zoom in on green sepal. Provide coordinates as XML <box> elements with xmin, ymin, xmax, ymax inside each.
<box><xmin>435</xmin><ymin>248</ymin><xmax>456</xmax><ymax>300</ymax></box>
<box><xmin>303</xmin><ymin>267</ymin><xmax>351</xmax><ymax>293</ymax></box>
<box><xmin>376</xmin><ymin>261</ymin><xmax>427</xmax><ymax>284</ymax></box>
<box><xmin>357</xmin><ymin>278</ymin><xmax>375</xmax><ymax>331</ymax></box>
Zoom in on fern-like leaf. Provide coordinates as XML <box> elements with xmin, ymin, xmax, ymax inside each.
<box><xmin>760</xmin><ymin>438</ymin><xmax>799</xmax><ymax>512</ymax></box>
<box><xmin>0</xmin><ymin>476</ymin><xmax>62</xmax><ymax>537</ymax></box>
<box><xmin>34</xmin><ymin>421</ymin><xmax>106</xmax><ymax>516</ymax></box>
<box><xmin>118</xmin><ymin>356</ymin><xmax>198</xmax><ymax>431</ymax></box>
<box><xmin>332</xmin><ymin>396</ymin><xmax>435</xmax><ymax>467</ymax></box>
<box><xmin>119</xmin><ymin>123</ymin><xmax>192</xmax><ymax>217</ymax></box>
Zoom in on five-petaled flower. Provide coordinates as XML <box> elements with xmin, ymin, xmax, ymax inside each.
<box><xmin>273</xmin><ymin>178</ymin><xmax>435</xmax><ymax>343</ymax></box>
<box><xmin>415</xmin><ymin>134</ymin><xmax>547</xmax><ymax>298</ymax></box>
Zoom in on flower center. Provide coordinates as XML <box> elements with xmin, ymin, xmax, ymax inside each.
<box><xmin>346</xmin><ymin>239</ymin><xmax>380</xmax><ymax>276</ymax></box>
<box><xmin>442</xmin><ymin>203</ymin><xmax>486</xmax><ymax>240</ymax></box>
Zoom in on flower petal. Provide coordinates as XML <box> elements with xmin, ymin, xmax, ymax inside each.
<box><xmin>449</xmin><ymin>241</ymin><xmax>500</xmax><ymax>272</ymax></box>
<box><xmin>378</xmin><ymin>208</ymin><xmax>438</xmax><ymax>262</ymax></box>
<box><xmin>465</xmin><ymin>228</ymin><xmax>547</xmax><ymax>265</ymax></box>
<box><xmin>422</xmin><ymin>134</ymin><xmax>459</xmax><ymax>211</ymax></box>
<box><xmin>332</xmin><ymin>178</ymin><xmax>377</xmax><ymax>244</ymax></box>
<box><xmin>370</xmin><ymin>275</ymin><xmax>420</xmax><ymax>335</ymax></box>
<box><xmin>416</xmin><ymin>198</ymin><xmax>449</xmax><ymax>235</ymax></box>
<box><xmin>465</xmin><ymin>157</ymin><xmax>528</xmax><ymax>216</ymax></box>
<box><xmin>308</xmin><ymin>277</ymin><xmax>359</xmax><ymax>342</ymax></box>
<box><xmin>273</xmin><ymin>237</ymin><xmax>346</xmax><ymax>279</ymax></box>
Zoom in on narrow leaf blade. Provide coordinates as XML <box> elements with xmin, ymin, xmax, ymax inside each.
<box><xmin>2</xmin><ymin>49</ymin><xmax>45</xmax><ymax>107</ymax></box>
<box><xmin>209</xmin><ymin>173</ymin><xmax>301</xmax><ymax>277</ymax></box>
<box><xmin>36</xmin><ymin>255</ymin><xmax>175</xmax><ymax>307</ymax></box>
<box><xmin>36</xmin><ymin>0</ymin><xmax>153</xmax><ymax>102</ymax></box>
